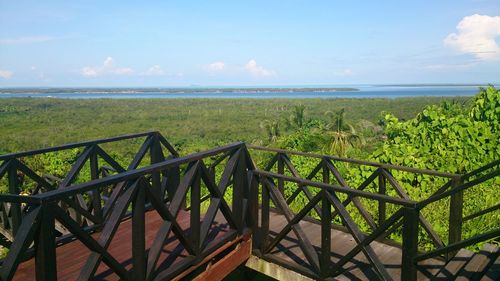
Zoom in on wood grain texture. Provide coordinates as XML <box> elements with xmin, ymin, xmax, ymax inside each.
<box><xmin>12</xmin><ymin>209</ymin><xmax>232</xmax><ymax>281</ymax></box>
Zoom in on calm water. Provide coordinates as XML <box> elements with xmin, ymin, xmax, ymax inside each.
<box><xmin>0</xmin><ymin>85</ymin><xmax>489</xmax><ymax>99</ymax></box>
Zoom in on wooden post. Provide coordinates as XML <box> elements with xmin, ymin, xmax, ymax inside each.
<box><xmin>401</xmin><ymin>206</ymin><xmax>419</xmax><ymax>281</ymax></box>
<box><xmin>448</xmin><ymin>177</ymin><xmax>463</xmax><ymax>259</ymax></box>
<box><xmin>260</xmin><ymin>178</ymin><xmax>270</xmax><ymax>254</ymax></box>
<box><xmin>90</xmin><ymin>147</ymin><xmax>102</xmax><ymax>221</ymax></box>
<box><xmin>320</xmin><ymin>189</ymin><xmax>331</xmax><ymax>278</ymax></box>
<box><xmin>150</xmin><ymin>133</ymin><xmax>164</xmax><ymax>199</ymax></box>
<box><xmin>8</xmin><ymin>162</ymin><xmax>22</xmax><ymax>236</ymax></box>
<box><xmin>191</xmin><ymin>166</ymin><xmax>201</xmax><ymax>254</ymax></box>
<box><xmin>277</xmin><ymin>153</ymin><xmax>285</xmax><ymax>195</ymax></box>
<box><xmin>233</xmin><ymin>150</ymin><xmax>246</xmax><ymax>234</ymax></box>
<box><xmin>35</xmin><ymin>204</ymin><xmax>57</xmax><ymax>281</ymax></box>
<box><xmin>322</xmin><ymin>158</ymin><xmax>330</xmax><ymax>184</ymax></box>
<box><xmin>248</xmin><ymin>172</ymin><xmax>260</xmax><ymax>249</ymax></box>
<box><xmin>378</xmin><ymin>171</ymin><xmax>386</xmax><ymax>225</ymax></box>
<box><xmin>166</xmin><ymin>166</ymin><xmax>180</xmax><ymax>203</ymax></box>
<box><xmin>132</xmin><ymin>181</ymin><xmax>146</xmax><ymax>280</ymax></box>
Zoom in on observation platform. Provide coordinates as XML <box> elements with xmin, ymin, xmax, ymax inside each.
<box><xmin>0</xmin><ymin>132</ymin><xmax>498</xmax><ymax>280</ymax></box>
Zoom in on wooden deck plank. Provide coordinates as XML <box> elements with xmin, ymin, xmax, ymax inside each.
<box><xmin>265</xmin><ymin>210</ymin><xmax>445</xmax><ymax>281</ymax></box>
<box><xmin>432</xmin><ymin>248</ymin><xmax>475</xmax><ymax>280</ymax></box>
<box><xmin>456</xmin><ymin>243</ymin><xmax>499</xmax><ymax>281</ymax></box>
<box><xmin>481</xmin><ymin>254</ymin><xmax>500</xmax><ymax>281</ymax></box>
<box><xmin>12</xmin><ymin>208</ymin><xmax>232</xmax><ymax>281</ymax></box>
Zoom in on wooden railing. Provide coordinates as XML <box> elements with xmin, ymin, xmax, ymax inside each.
<box><xmin>0</xmin><ymin>134</ymin><xmax>497</xmax><ymax>281</ymax></box>
<box><xmin>0</xmin><ymin>131</ymin><xmax>178</xmax><ymax>242</ymax></box>
<box><xmin>0</xmin><ymin>134</ymin><xmax>254</xmax><ymax>281</ymax></box>
<box><xmin>248</xmin><ymin>145</ymin><xmax>499</xmax><ymax>281</ymax></box>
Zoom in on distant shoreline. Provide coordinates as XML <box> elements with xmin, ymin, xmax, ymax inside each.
<box><xmin>376</xmin><ymin>84</ymin><xmax>494</xmax><ymax>87</ymax></box>
<box><xmin>0</xmin><ymin>87</ymin><xmax>360</xmax><ymax>94</ymax></box>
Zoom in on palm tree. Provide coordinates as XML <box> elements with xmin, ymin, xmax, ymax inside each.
<box><xmin>290</xmin><ymin>105</ymin><xmax>306</xmax><ymax>129</ymax></box>
<box><xmin>325</xmin><ymin>108</ymin><xmax>348</xmax><ymax>131</ymax></box>
<box><xmin>260</xmin><ymin>120</ymin><xmax>280</xmax><ymax>142</ymax></box>
<box><xmin>324</xmin><ymin>108</ymin><xmax>363</xmax><ymax>156</ymax></box>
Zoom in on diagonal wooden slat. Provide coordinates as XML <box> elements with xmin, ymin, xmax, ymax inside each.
<box><xmin>208</xmin><ymin>149</ymin><xmax>232</xmax><ymax>170</ymax></box>
<box><xmin>330</xmin><ymin>208</ymin><xmax>405</xmax><ymax>276</ymax></box>
<box><xmin>263</xmin><ymin>177</ymin><xmax>321</xmax><ymax>273</ymax></box>
<box><xmin>265</xmin><ymin>192</ymin><xmax>322</xmax><ymax>254</ymax></box>
<box><xmin>14</xmin><ymin>159</ymin><xmax>54</xmax><ymax>191</ymax></box>
<box><xmin>0</xmin><ymin>160</ymin><xmax>12</xmax><ymax>180</ymax></box>
<box><xmin>0</xmin><ymin>206</ymin><xmax>41</xmax><ymax>281</ymax></box>
<box><xmin>281</xmin><ymin>154</ymin><xmax>322</xmax><ymax>218</ymax></box>
<box><xmin>144</xmin><ymin>184</ymin><xmax>195</xmax><ymax>253</ymax></box>
<box><xmin>285</xmin><ymin>159</ymin><xmax>323</xmax><ymax>204</ymax></box>
<box><xmin>17</xmin><ymin>160</ymin><xmax>102</xmax><ymax>226</ymax></box>
<box><xmin>381</xmin><ymin>169</ymin><xmax>445</xmax><ymax>249</ymax></box>
<box><xmin>60</xmin><ymin>145</ymin><xmax>94</xmax><ymax>187</ymax></box>
<box><xmin>325</xmin><ymin>159</ymin><xmax>378</xmax><ymax>230</ymax></box>
<box><xmin>102</xmin><ymin>182</ymin><xmax>126</xmax><ymax>219</ymax></box>
<box><xmin>145</xmin><ymin>162</ymin><xmax>200</xmax><ymax>280</ymax></box>
<box><xmin>157</xmin><ymin>133</ymin><xmax>179</xmax><ymax>158</ymax></box>
<box><xmin>198</xmin><ymin>159</ymin><xmax>239</xmax><ymax>246</ymax></box>
<box><xmin>51</xmin><ymin>204</ymin><xmax>132</xmax><ymax>281</ymax></box>
<box><xmin>263</xmin><ymin>153</ymin><xmax>279</xmax><ymax>171</ymax></box>
<box><xmin>77</xmin><ymin>180</ymin><xmax>139</xmax><ymax>281</ymax></box>
<box><xmin>100</xmin><ymin>139</ymin><xmax>161</xmax><ymax>220</ymax></box>
<box><xmin>127</xmin><ymin>135</ymin><xmax>154</xmax><ymax>170</ymax></box>
<box><xmin>55</xmin><ymin>146</ymin><xmax>97</xmax><ymax>226</ymax></box>
<box><xmin>94</xmin><ymin>145</ymin><xmax>126</xmax><ymax>173</ymax></box>
<box><xmin>325</xmin><ymin>191</ymin><xmax>393</xmax><ymax>281</ymax></box>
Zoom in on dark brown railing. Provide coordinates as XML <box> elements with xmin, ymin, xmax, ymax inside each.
<box><xmin>0</xmin><ymin>133</ymin><xmax>253</xmax><ymax>281</ymax></box>
<box><xmin>0</xmin><ymin>134</ymin><xmax>498</xmax><ymax>281</ymax></box>
<box><xmin>0</xmin><ymin>131</ymin><xmax>177</xmax><ymax>242</ymax></box>
<box><xmin>247</xmin><ymin>145</ymin><xmax>499</xmax><ymax>281</ymax></box>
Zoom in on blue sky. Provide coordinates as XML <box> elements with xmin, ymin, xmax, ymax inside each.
<box><xmin>0</xmin><ymin>1</ymin><xmax>499</xmax><ymax>87</ymax></box>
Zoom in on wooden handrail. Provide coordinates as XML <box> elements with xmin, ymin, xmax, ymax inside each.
<box><xmin>417</xmin><ymin>168</ymin><xmax>500</xmax><ymax>209</ymax></box>
<box><xmin>0</xmin><ymin>131</ymin><xmax>162</xmax><ymax>161</ymax></box>
<box><xmin>248</xmin><ymin>144</ymin><xmax>462</xmax><ymax>179</ymax></box>
<box><xmin>254</xmin><ymin>169</ymin><xmax>416</xmax><ymax>207</ymax></box>
<box><xmin>32</xmin><ymin>142</ymin><xmax>244</xmax><ymax>202</ymax></box>
<box><xmin>415</xmin><ymin>228</ymin><xmax>500</xmax><ymax>262</ymax></box>
<box><xmin>461</xmin><ymin>159</ymin><xmax>500</xmax><ymax>181</ymax></box>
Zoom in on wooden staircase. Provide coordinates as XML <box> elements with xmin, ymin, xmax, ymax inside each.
<box><xmin>432</xmin><ymin>244</ymin><xmax>499</xmax><ymax>281</ymax></box>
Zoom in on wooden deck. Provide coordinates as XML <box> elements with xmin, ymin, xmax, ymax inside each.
<box><xmin>13</xmin><ymin>209</ymin><xmax>233</xmax><ymax>281</ymax></box>
<box><xmin>261</xmin><ymin>211</ymin><xmax>444</xmax><ymax>281</ymax></box>
<box><xmin>12</xmin><ymin>208</ymin><xmax>445</xmax><ymax>281</ymax></box>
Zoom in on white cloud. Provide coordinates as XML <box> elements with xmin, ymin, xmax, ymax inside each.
<box><xmin>81</xmin><ymin>57</ymin><xmax>134</xmax><ymax>77</ymax></box>
<box><xmin>208</xmin><ymin>61</ymin><xmax>225</xmax><ymax>71</ymax></box>
<box><xmin>103</xmin><ymin>57</ymin><xmax>114</xmax><ymax>67</ymax></box>
<box><xmin>0</xmin><ymin>70</ymin><xmax>13</xmax><ymax>79</ymax></box>
<box><xmin>444</xmin><ymin>14</ymin><xmax>500</xmax><ymax>60</ymax></box>
<box><xmin>81</xmin><ymin>67</ymin><xmax>98</xmax><ymax>77</ymax></box>
<box><xmin>143</xmin><ymin>65</ymin><xmax>166</xmax><ymax>76</ymax></box>
<box><xmin>0</xmin><ymin>36</ymin><xmax>55</xmax><ymax>45</ymax></box>
<box><xmin>244</xmin><ymin>59</ymin><xmax>275</xmax><ymax>77</ymax></box>
<box><xmin>334</xmin><ymin>68</ymin><xmax>353</xmax><ymax>76</ymax></box>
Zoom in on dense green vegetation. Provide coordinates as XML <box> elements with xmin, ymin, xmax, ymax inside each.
<box><xmin>0</xmin><ymin>96</ymin><xmax>469</xmax><ymax>155</ymax></box>
<box><xmin>0</xmin><ymin>88</ymin><xmax>498</xmax><ymax>256</ymax></box>
<box><xmin>253</xmin><ymin>87</ymin><xmax>499</xmax><ymax>250</ymax></box>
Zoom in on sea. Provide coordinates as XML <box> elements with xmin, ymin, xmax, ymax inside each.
<box><xmin>0</xmin><ymin>85</ymin><xmax>493</xmax><ymax>99</ymax></box>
